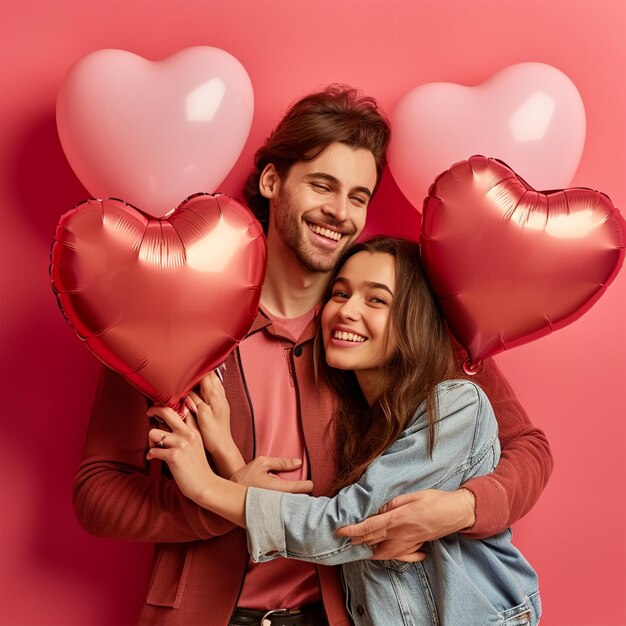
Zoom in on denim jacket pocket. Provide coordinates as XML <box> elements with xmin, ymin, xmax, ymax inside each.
<box><xmin>500</xmin><ymin>593</ymin><xmax>541</xmax><ymax>626</ymax></box>
<box><xmin>145</xmin><ymin>543</ymin><xmax>195</xmax><ymax>608</ymax></box>
<box><xmin>503</xmin><ymin>610</ymin><xmax>531</xmax><ymax>626</ymax></box>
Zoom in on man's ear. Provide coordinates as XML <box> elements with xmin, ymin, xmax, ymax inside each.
<box><xmin>259</xmin><ymin>163</ymin><xmax>279</xmax><ymax>199</ymax></box>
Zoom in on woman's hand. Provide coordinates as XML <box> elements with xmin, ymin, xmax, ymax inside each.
<box><xmin>192</xmin><ymin>371</ymin><xmax>232</xmax><ymax>452</ymax></box>
<box><xmin>146</xmin><ymin>405</ymin><xmax>217</xmax><ymax>504</ymax></box>
<box><xmin>146</xmin><ymin>404</ymin><xmax>248</xmax><ymax>527</ymax></box>
<box><xmin>230</xmin><ymin>456</ymin><xmax>313</xmax><ymax>494</ymax></box>
<box><xmin>187</xmin><ymin>372</ymin><xmax>312</xmax><ymax>494</ymax></box>
<box><xmin>187</xmin><ymin>371</ymin><xmax>245</xmax><ymax>477</ymax></box>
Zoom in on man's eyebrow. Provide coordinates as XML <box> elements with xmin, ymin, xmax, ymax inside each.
<box><xmin>334</xmin><ymin>276</ymin><xmax>393</xmax><ymax>296</ymax></box>
<box><xmin>306</xmin><ymin>173</ymin><xmax>373</xmax><ymax>198</ymax></box>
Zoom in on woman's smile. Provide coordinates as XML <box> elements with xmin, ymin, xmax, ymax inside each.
<box><xmin>330</xmin><ymin>326</ymin><xmax>368</xmax><ymax>344</ymax></box>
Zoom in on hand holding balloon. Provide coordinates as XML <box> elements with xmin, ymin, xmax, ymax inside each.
<box><xmin>184</xmin><ymin>371</ymin><xmax>245</xmax><ymax>478</ymax></box>
<box><xmin>147</xmin><ymin>405</ymin><xmax>218</xmax><ymax>504</ymax></box>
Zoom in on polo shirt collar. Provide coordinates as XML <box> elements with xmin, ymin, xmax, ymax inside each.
<box><xmin>245</xmin><ymin>304</ymin><xmax>322</xmax><ymax>344</ymax></box>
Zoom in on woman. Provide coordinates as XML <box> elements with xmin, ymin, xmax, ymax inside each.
<box><xmin>147</xmin><ymin>237</ymin><xmax>541</xmax><ymax>626</ymax></box>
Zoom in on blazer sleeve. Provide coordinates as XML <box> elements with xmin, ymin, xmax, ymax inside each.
<box><xmin>72</xmin><ymin>366</ymin><xmax>236</xmax><ymax>542</ymax></box>
<box><xmin>460</xmin><ymin>356</ymin><xmax>554</xmax><ymax>539</ymax></box>
<box><xmin>246</xmin><ymin>381</ymin><xmax>499</xmax><ymax>566</ymax></box>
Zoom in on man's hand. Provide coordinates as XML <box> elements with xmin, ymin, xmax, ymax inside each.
<box><xmin>336</xmin><ymin>489</ymin><xmax>476</xmax><ymax>561</ymax></box>
<box><xmin>230</xmin><ymin>456</ymin><xmax>314</xmax><ymax>494</ymax></box>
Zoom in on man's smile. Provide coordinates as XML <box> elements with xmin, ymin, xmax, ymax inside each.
<box><xmin>306</xmin><ymin>220</ymin><xmax>344</xmax><ymax>243</ymax></box>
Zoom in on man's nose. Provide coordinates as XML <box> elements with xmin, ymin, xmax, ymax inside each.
<box><xmin>321</xmin><ymin>195</ymin><xmax>349</xmax><ymax>222</ymax></box>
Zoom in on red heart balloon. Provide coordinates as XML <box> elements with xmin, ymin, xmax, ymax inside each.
<box><xmin>421</xmin><ymin>156</ymin><xmax>625</xmax><ymax>366</ymax></box>
<box><xmin>50</xmin><ymin>194</ymin><xmax>266</xmax><ymax>408</ymax></box>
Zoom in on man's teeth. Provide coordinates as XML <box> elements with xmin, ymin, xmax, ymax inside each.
<box><xmin>334</xmin><ymin>331</ymin><xmax>366</xmax><ymax>343</ymax></box>
<box><xmin>309</xmin><ymin>223</ymin><xmax>342</xmax><ymax>242</ymax></box>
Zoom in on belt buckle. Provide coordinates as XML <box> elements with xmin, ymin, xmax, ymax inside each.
<box><xmin>261</xmin><ymin>608</ymin><xmax>288</xmax><ymax>626</ymax></box>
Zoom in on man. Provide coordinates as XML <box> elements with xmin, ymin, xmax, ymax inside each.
<box><xmin>74</xmin><ymin>85</ymin><xmax>552</xmax><ymax>625</ymax></box>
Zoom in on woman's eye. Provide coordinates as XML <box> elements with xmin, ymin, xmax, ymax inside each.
<box><xmin>332</xmin><ymin>290</ymin><xmax>349</xmax><ymax>299</ymax></box>
<box><xmin>370</xmin><ymin>296</ymin><xmax>388</xmax><ymax>305</ymax></box>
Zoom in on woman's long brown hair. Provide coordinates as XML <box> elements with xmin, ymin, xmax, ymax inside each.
<box><xmin>315</xmin><ymin>237</ymin><xmax>457</xmax><ymax>492</ymax></box>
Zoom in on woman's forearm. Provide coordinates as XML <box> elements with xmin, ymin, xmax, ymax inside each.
<box><xmin>195</xmin><ymin>474</ymin><xmax>248</xmax><ymax>528</ymax></box>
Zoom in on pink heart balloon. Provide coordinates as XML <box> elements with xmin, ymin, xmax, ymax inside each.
<box><xmin>421</xmin><ymin>156</ymin><xmax>625</xmax><ymax>366</ymax></box>
<box><xmin>50</xmin><ymin>194</ymin><xmax>266</xmax><ymax>409</ymax></box>
<box><xmin>390</xmin><ymin>62</ymin><xmax>586</xmax><ymax>210</ymax></box>
<box><xmin>56</xmin><ymin>47</ymin><xmax>254</xmax><ymax>217</ymax></box>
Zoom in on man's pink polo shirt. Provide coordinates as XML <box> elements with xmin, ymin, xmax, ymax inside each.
<box><xmin>237</xmin><ymin>306</ymin><xmax>322</xmax><ymax>610</ymax></box>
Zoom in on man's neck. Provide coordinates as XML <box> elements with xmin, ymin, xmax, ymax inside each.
<box><xmin>261</xmin><ymin>243</ymin><xmax>330</xmax><ymax>319</ymax></box>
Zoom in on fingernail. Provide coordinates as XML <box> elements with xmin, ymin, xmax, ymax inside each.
<box><xmin>184</xmin><ymin>396</ymin><xmax>196</xmax><ymax>412</ymax></box>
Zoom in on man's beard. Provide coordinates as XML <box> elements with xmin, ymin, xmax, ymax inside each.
<box><xmin>273</xmin><ymin>196</ymin><xmax>355</xmax><ymax>273</ymax></box>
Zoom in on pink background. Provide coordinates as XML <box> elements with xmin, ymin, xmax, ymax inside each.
<box><xmin>1</xmin><ymin>1</ymin><xmax>625</xmax><ymax>624</ymax></box>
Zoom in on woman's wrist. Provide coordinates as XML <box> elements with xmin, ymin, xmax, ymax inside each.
<box><xmin>196</xmin><ymin>474</ymin><xmax>248</xmax><ymax>527</ymax></box>
<box><xmin>209</xmin><ymin>440</ymin><xmax>245</xmax><ymax>478</ymax></box>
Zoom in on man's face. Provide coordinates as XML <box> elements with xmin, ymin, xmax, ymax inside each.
<box><xmin>262</xmin><ymin>142</ymin><xmax>378</xmax><ymax>273</ymax></box>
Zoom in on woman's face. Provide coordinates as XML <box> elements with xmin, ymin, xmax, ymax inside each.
<box><xmin>322</xmin><ymin>251</ymin><xmax>397</xmax><ymax>384</ymax></box>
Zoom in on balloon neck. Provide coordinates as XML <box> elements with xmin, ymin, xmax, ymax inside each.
<box><xmin>169</xmin><ymin>398</ymin><xmax>188</xmax><ymax>419</ymax></box>
<box><xmin>462</xmin><ymin>358</ymin><xmax>483</xmax><ymax>376</ymax></box>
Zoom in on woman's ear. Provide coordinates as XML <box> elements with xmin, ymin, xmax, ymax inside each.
<box><xmin>259</xmin><ymin>163</ymin><xmax>279</xmax><ymax>199</ymax></box>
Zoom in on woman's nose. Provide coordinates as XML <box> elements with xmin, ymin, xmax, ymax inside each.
<box><xmin>338</xmin><ymin>299</ymin><xmax>361</xmax><ymax>321</ymax></box>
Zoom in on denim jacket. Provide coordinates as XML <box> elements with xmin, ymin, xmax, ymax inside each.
<box><xmin>246</xmin><ymin>380</ymin><xmax>541</xmax><ymax>625</ymax></box>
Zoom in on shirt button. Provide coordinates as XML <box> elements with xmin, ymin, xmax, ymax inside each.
<box><xmin>356</xmin><ymin>605</ymin><xmax>365</xmax><ymax>616</ymax></box>
<box><xmin>293</xmin><ymin>345</ymin><xmax>303</xmax><ymax>357</ymax></box>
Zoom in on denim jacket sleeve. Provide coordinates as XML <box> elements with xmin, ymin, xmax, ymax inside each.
<box><xmin>246</xmin><ymin>380</ymin><xmax>500</xmax><ymax>566</ymax></box>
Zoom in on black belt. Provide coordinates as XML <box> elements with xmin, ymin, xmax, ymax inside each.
<box><xmin>229</xmin><ymin>602</ymin><xmax>328</xmax><ymax>626</ymax></box>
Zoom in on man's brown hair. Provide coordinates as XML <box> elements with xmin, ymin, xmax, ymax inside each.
<box><xmin>242</xmin><ymin>85</ymin><xmax>390</xmax><ymax>233</ymax></box>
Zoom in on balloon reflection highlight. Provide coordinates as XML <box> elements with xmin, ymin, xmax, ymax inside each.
<box><xmin>186</xmin><ymin>215</ymin><xmax>250</xmax><ymax>272</ymax></box>
<box><xmin>509</xmin><ymin>91</ymin><xmax>555</xmax><ymax>142</ymax></box>
<box><xmin>186</xmin><ymin>78</ymin><xmax>226</xmax><ymax>122</ymax></box>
